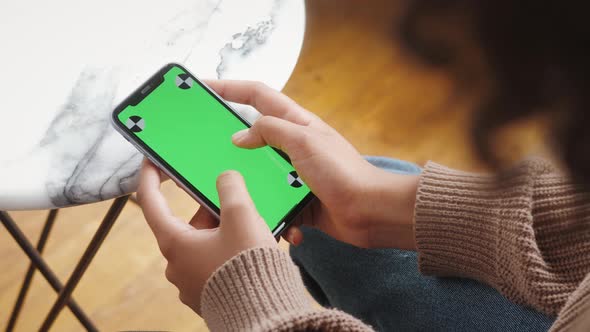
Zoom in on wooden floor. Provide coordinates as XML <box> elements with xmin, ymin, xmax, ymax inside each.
<box><xmin>0</xmin><ymin>1</ymin><xmax>543</xmax><ymax>331</ymax></box>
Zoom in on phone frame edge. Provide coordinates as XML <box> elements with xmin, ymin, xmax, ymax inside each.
<box><xmin>110</xmin><ymin>62</ymin><xmax>315</xmax><ymax>237</ymax></box>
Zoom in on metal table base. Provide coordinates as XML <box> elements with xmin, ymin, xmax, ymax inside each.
<box><xmin>1</xmin><ymin>195</ymin><xmax>130</xmax><ymax>332</ymax></box>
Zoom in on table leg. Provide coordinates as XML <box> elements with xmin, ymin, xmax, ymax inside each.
<box><xmin>39</xmin><ymin>195</ymin><xmax>130</xmax><ymax>332</ymax></box>
<box><xmin>0</xmin><ymin>211</ymin><xmax>97</xmax><ymax>331</ymax></box>
<box><xmin>6</xmin><ymin>209</ymin><xmax>58</xmax><ymax>332</ymax></box>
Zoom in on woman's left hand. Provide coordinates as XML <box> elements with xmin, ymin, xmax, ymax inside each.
<box><xmin>136</xmin><ymin>160</ymin><xmax>278</xmax><ymax>314</ymax></box>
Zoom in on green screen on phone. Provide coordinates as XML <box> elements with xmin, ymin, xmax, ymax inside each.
<box><xmin>115</xmin><ymin>64</ymin><xmax>311</xmax><ymax>233</ymax></box>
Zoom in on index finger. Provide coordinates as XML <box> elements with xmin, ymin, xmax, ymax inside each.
<box><xmin>137</xmin><ymin>160</ymin><xmax>191</xmax><ymax>248</ymax></box>
<box><xmin>204</xmin><ymin>80</ymin><xmax>314</xmax><ymax>126</ymax></box>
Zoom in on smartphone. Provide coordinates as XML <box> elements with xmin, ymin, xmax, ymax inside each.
<box><xmin>111</xmin><ymin>63</ymin><xmax>314</xmax><ymax>236</ymax></box>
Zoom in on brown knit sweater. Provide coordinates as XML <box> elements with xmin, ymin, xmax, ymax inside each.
<box><xmin>201</xmin><ymin>158</ymin><xmax>590</xmax><ymax>331</ymax></box>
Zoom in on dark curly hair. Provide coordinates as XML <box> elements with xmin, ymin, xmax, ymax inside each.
<box><xmin>399</xmin><ymin>1</ymin><xmax>590</xmax><ymax>183</ymax></box>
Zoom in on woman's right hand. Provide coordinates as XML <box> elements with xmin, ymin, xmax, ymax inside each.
<box><xmin>206</xmin><ymin>80</ymin><xmax>419</xmax><ymax>249</ymax></box>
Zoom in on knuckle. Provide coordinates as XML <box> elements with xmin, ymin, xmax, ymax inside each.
<box><xmin>290</xmin><ymin>129</ymin><xmax>313</xmax><ymax>151</ymax></box>
<box><xmin>135</xmin><ymin>190</ymin><xmax>144</xmax><ymax>206</ymax></box>
<box><xmin>255</xmin><ymin>115</ymin><xmax>274</xmax><ymax>128</ymax></box>
<box><xmin>164</xmin><ymin>265</ymin><xmax>175</xmax><ymax>283</ymax></box>
<box><xmin>178</xmin><ymin>292</ymin><xmax>189</xmax><ymax>305</ymax></box>
<box><xmin>222</xmin><ymin>200</ymin><xmax>247</xmax><ymax>216</ymax></box>
<box><xmin>251</xmin><ymin>82</ymin><xmax>271</xmax><ymax>106</ymax></box>
<box><xmin>253</xmin><ymin>81</ymin><xmax>270</xmax><ymax>94</ymax></box>
<box><xmin>216</xmin><ymin>80</ymin><xmax>227</xmax><ymax>96</ymax></box>
<box><xmin>160</xmin><ymin>229</ymin><xmax>193</xmax><ymax>261</ymax></box>
<box><xmin>159</xmin><ymin>240</ymin><xmax>177</xmax><ymax>261</ymax></box>
<box><xmin>254</xmin><ymin>116</ymin><xmax>281</xmax><ymax>139</ymax></box>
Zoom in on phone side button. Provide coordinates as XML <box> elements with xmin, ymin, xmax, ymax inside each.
<box><xmin>273</xmin><ymin>222</ymin><xmax>286</xmax><ymax>237</ymax></box>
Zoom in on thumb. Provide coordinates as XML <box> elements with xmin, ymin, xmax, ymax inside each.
<box><xmin>216</xmin><ymin>171</ymin><xmax>262</xmax><ymax>232</ymax></box>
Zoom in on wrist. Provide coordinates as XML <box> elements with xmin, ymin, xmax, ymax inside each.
<box><xmin>359</xmin><ymin>166</ymin><xmax>419</xmax><ymax>250</ymax></box>
<box><xmin>201</xmin><ymin>247</ymin><xmax>313</xmax><ymax>331</ymax></box>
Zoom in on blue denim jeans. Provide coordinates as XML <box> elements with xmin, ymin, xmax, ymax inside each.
<box><xmin>290</xmin><ymin>157</ymin><xmax>555</xmax><ymax>331</ymax></box>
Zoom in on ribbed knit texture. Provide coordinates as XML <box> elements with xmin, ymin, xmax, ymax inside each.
<box><xmin>550</xmin><ymin>273</ymin><xmax>590</xmax><ymax>332</ymax></box>
<box><xmin>201</xmin><ymin>247</ymin><xmax>373</xmax><ymax>332</ymax></box>
<box><xmin>415</xmin><ymin>158</ymin><xmax>590</xmax><ymax>331</ymax></box>
<box><xmin>199</xmin><ymin>158</ymin><xmax>590</xmax><ymax>331</ymax></box>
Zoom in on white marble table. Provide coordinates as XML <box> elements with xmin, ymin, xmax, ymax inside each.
<box><xmin>0</xmin><ymin>0</ymin><xmax>305</xmax><ymax>210</ymax></box>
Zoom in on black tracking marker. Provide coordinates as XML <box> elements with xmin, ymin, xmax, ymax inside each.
<box><xmin>287</xmin><ymin>171</ymin><xmax>304</xmax><ymax>188</ymax></box>
<box><xmin>126</xmin><ymin>115</ymin><xmax>145</xmax><ymax>132</ymax></box>
<box><xmin>175</xmin><ymin>73</ymin><xmax>194</xmax><ymax>89</ymax></box>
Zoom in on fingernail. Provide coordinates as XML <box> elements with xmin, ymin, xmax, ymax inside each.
<box><xmin>232</xmin><ymin>129</ymin><xmax>249</xmax><ymax>142</ymax></box>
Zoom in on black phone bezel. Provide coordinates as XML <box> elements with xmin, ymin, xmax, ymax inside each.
<box><xmin>111</xmin><ymin>63</ymin><xmax>315</xmax><ymax>236</ymax></box>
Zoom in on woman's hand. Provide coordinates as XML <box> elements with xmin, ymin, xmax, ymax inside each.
<box><xmin>136</xmin><ymin>160</ymin><xmax>277</xmax><ymax>314</ymax></box>
<box><xmin>206</xmin><ymin>80</ymin><xmax>419</xmax><ymax>249</ymax></box>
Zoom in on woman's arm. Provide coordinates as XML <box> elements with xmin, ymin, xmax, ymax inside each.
<box><xmin>414</xmin><ymin>157</ymin><xmax>590</xmax><ymax>316</ymax></box>
<box><xmin>201</xmin><ymin>247</ymin><xmax>374</xmax><ymax>332</ymax></box>
<box><xmin>137</xmin><ymin>160</ymin><xmax>374</xmax><ymax>332</ymax></box>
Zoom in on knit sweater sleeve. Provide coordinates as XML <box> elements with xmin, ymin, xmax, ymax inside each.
<box><xmin>414</xmin><ymin>157</ymin><xmax>590</xmax><ymax>316</ymax></box>
<box><xmin>200</xmin><ymin>247</ymin><xmax>374</xmax><ymax>332</ymax></box>
<box><xmin>549</xmin><ymin>273</ymin><xmax>590</xmax><ymax>331</ymax></box>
